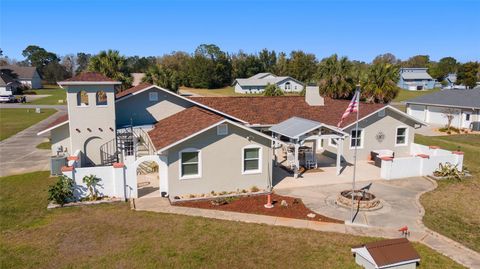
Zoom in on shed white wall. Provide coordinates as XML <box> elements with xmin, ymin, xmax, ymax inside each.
<box><xmin>50</xmin><ymin>123</ymin><xmax>70</xmax><ymax>156</ymax></box>
<box><xmin>277</xmin><ymin>79</ymin><xmax>304</xmax><ymax>92</ymax></box>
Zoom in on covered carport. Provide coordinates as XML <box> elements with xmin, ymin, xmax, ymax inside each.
<box><xmin>269</xmin><ymin>117</ymin><xmax>348</xmax><ymax>178</ymax></box>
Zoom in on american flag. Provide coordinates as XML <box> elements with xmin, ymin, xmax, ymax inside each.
<box><xmin>337</xmin><ymin>90</ymin><xmax>360</xmax><ymax>128</ymax></box>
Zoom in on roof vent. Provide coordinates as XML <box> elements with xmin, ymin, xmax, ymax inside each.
<box><xmin>305</xmin><ymin>85</ymin><xmax>324</xmax><ymax>106</ymax></box>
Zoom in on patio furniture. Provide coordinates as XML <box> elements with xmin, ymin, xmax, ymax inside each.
<box><xmin>286</xmin><ymin>152</ymin><xmax>295</xmax><ymax>169</ymax></box>
<box><xmin>305</xmin><ymin>150</ymin><xmax>317</xmax><ymax>169</ymax></box>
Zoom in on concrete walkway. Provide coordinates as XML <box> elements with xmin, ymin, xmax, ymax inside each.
<box><xmin>133</xmin><ymin>195</ymin><xmax>480</xmax><ymax>268</ymax></box>
<box><xmin>0</xmin><ymin>107</ymin><xmax>66</xmax><ymax>177</ymax></box>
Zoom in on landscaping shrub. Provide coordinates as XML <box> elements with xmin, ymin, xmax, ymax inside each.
<box><xmin>48</xmin><ymin>175</ymin><xmax>74</xmax><ymax>206</ymax></box>
<box><xmin>82</xmin><ymin>175</ymin><xmax>101</xmax><ymax>201</ymax></box>
<box><xmin>433</xmin><ymin>163</ymin><xmax>467</xmax><ymax>180</ymax></box>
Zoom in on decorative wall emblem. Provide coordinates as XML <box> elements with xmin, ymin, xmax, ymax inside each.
<box><xmin>376</xmin><ymin>132</ymin><xmax>385</xmax><ymax>143</ymax></box>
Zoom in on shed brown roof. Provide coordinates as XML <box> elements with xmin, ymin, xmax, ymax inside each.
<box><xmin>116</xmin><ymin>82</ymin><xmax>152</xmax><ymax>99</ymax></box>
<box><xmin>148</xmin><ymin>106</ymin><xmax>224</xmax><ymax>150</ymax></box>
<box><xmin>190</xmin><ymin>96</ymin><xmax>385</xmax><ymax>128</ymax></box>
<box><xmin>364</xmin><ymin>238</ymin><xmax>420</xmax><ymax>267</ymax></box>
<box><xmin>63</xmin><ymin>72</ymin><xmax>117</xmax><ymax>82</ymax></box>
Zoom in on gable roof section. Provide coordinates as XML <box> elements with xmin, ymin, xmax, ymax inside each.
<box><xmin>190</xmin><ymin>96</ymin><xmax>385</xmax><ymax>128</ymax></box>
<box><xmin>37</xmin><ymin>113</ymin><xmax>69</xmax><ymax>135</ymax></box>
<box><xmin>0</xmin><ymin>72</ymin><xmax>17</xmax><ymax>86</ymax></box>
<box><xmin>59</xmin><ymin>72</ymin><xmax>121</xmax><ymax>85</ymax></box>
<box><xmin>363</xmin><ymin>238</ymin><xmax>420</xmax><ymax>268</ymax></box>
<box><xmin>405</xmin><ymin>89</ymin><xmax>480</xmax><ymax>109</ymax></box>
<box><xmin>401</xmin><ymin>71</ymin><xmax>433</xmax><ymax>80</ymax></box>
<box><xmin>270</xmin><ymin>117</ymin><xmax>323</xmax><ymax>138</ymax></box>
<box><xmin>248</xmin><ymin>72</ymin><xmax>275</xmax><ymax>79</ymax></box>
<box><xmin>235</xmin><ymin>76</ymin><xmax>303</xmax><ymax>87</ymax></box>
<box><xmin>148</xmin><ymin>106</ymin><xmax>225</xmax><ymax>151</ymax></box>
<box><xmin>0</xmin><ymin>65</ymin><xmax>38</xmax><ymax>79</ymax></box>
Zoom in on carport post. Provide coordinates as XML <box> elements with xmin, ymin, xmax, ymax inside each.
<box><xmin>336</xmin><ymin>138</ymin><xmax>343</xmax><ymax>175</ymax></box>
<box><xmin>294</xmin><ymin>141</ymin><xmax>300</xmax><ymax>178</ymax></box>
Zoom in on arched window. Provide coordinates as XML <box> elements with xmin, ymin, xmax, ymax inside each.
<box><xmin>77</xmin><ymin>90</ymin><xmax>89</xmax><ymax>106</ymax></box>
<box><xmin>96</xmin><ymin>91</ymin><xmax>107</xmax><ymax>106</ymax></box>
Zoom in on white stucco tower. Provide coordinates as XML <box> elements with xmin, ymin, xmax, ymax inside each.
<box><xmin>58</xmin><ymin>73</ymin><xmax>121</xmax><ymax>166</ymax></box>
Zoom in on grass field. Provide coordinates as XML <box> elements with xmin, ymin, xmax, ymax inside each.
<box><xmin>36</xmin><ymin>140</ymin><xmax>51</xmax><ymax>150</ymax></box>
<box><xmin>0</xmin><ymin>108</ymin><xmax>56</xmax><ymax>141</ymax></box>
<box><xmin>416</xmin><ymin>134</ymin><xmax>480</xmax><ymax>252</ymax></box>
<box><xmin>26</xmin><ymin>85</ymin><xmax>66</xmax><ymax>105</ymax></box>
<box><xmin>0</xmin><ymin>171</ymin><xmax>463</xmax><ymax>268</ymax></box>
<box><xmin>392</xmin><ymin>88</ymin><xmax>441</xmax><ymax>103</ymax></box>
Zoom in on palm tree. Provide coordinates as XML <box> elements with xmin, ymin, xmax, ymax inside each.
<box><xmin>361</xmin><ymin>63</ymin><xmax>400</xmax><ymax>103</ymax></box>
<box><xmin>143</xmin><ymin>65</ymin><xmax>180</xmax><ymax>92</ymax></box>
<box><xmin>316</xmin><ymin>54</ymin><xmax>355</xmax><ymax>99</ymax></box>
<box><xmin>88</xmin><ymin>50</ymin><xmax>132</xmax><ymax>89</ymax></box>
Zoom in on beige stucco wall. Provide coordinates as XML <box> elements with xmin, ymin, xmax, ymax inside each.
<box><xmin>50</xmin><ymin>123</ymin><xmax>70</xmax><ymax>156</ymax></box>
<box><xmin>166</xmin><ymin>122</ymin><xmax>272</xmax><ymax>198</ymax></box>
<box><xmin>115</xmin><ymin>88</ymin><xmax>192</xmax><ymax>127</ymax></box>
<box><xmin>323</xmin><ymin>108</ymin><xmax>418</xmax><ymax>163</ymax></box>
<box><xmin>66</xmin><ymin>84</ymin><xmax>117</xmax><ymax>166</ymax></box>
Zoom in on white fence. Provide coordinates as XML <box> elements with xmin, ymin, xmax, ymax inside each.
<box><xmin>380</xmin><ymin>143</ymin><xmax>464</xmax><ymax>180</ymax></box>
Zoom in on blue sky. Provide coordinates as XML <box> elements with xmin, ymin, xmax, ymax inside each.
<box><xmin>1</xmin><ymin>0</ymin><xmax>479</xmax><ymax>63</ymax></box>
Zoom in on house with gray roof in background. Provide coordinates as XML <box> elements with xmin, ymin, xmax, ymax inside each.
<box><xmin>397</xmin><ymin>68</ymin><xmax>436</xmax><ymax>91</ymax></box>
<box><xmin>0</xmin><ymin>65</ymin><xmax>42</xmax><ymax>89</ymax></box>
<box><xmin>233</xmin><ymin>72</ymin><xmax>304</xmax><ymax>94</ymax></box>
<box><xmin>406</xmin><ymin>89</ymin><xmax>480</xmax><ymax>129</ymax></box>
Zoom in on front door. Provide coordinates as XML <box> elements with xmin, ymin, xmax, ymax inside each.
<box><xmin>462</xmin><ymin>111</ymin><xmax>472</xmax><ymax>129</ymax></box>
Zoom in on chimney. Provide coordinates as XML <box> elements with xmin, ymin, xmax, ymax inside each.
<box><xmin>305</xmin><ymin>85</ymin><xmax>324</xmax><ymax>106</ymax></box>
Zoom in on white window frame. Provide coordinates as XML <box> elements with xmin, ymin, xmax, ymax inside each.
<box><xmin>149</xmin><ymin>92</ymin><xmax>159</xmax><ymax>101</ymax></box>
<box><xmin>350</xmin><ymin>128</ymin><xmax>364</xmax><ymax>149</ymax></box>
<box><xmin>329</xmin><ymin>138</ymin><xmax>338</xmax><ymax>148</ymax></box>
<box><xmin>395</xmin><ymin>126</ymin><xmax>409</xmax><ymax>146</ymax></box>
<box><xmin>178</xmin><ymin>148</ymin><xmax>202</xmax><ymax>180</ymax></box>
<box><xmin>241</xmin><ymin>145</ymin><xmax>262</xmax><ymax>175</ymax></box>
<box><xmin>217</xmin><ymin>123</ymin><xmax>228</xmax><ymax>135</ymax></box>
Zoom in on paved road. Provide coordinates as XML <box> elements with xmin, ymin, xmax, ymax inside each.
<box><xmin>0</xmin><ymin>107</ymin><xmax>66</xmax><ymax>177</ymax></box>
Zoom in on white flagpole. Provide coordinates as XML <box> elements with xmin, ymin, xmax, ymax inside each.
<box><xmin>351</xmin><ymin>85</ymin><xmax>361</xmax><ymax>223</ymax></box>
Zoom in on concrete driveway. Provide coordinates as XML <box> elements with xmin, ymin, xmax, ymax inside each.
<box><xmin>0</xmin><ymin>106</ymin><xmax>66</xmax><ymax>177</ymax></box>
<box><xmin>275</xmin><ymin>177</ymin><xmax>434</xmax><ymax>231</ymax></box>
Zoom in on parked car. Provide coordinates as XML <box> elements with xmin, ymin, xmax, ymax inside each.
<box><xmin>0</xmin><ymin>95</ymin><xmax>16</xmax><ymax>103</ymax></box>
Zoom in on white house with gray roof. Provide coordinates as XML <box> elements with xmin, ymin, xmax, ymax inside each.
<box><xmin>398</xmin><ymin>68</ymin><xmax>436</xmax><ymax>91</ymax></box>
<box><xmin>0</xmin><ymin>65</ymin><xmax>42</xmax><ymax>89</ymax></box>
<box><xmin>406</xmin><ymin>89</ymin><xmax>480</xmax><ymax>129</ymax></box>
<box><xmin>233</xmin><ymin>72</ymin><xmax>304</xmax><ymax>94</ymax></box>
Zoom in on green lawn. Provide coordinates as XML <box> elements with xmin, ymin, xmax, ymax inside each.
<box><xmin>36</xmin><ymin>140</ymin><xmax>52</xmax><ymax>150</ymax></box>
<box><xmin>25</xmin><ymin>85</ymin><xmax>66</xmax><ymax>105</ymax></box>
<box><xmin>0</xmin><ymin>108</ymin><xmax>56</xmax><ymax>141</ymax></box>
<box><xmin>392</xmin><ymin>88</ymin><xmax>441</xmax><ymax>103</ymax></box>
<box><xmin>0</xmin><ymin>171</ymin><xmax>463</xmax><ymax>268</ymax></box>
<box><xmin>417</xmin><ymin>134</ymin><xmax>480</xmax><ymax>252</ymax></box>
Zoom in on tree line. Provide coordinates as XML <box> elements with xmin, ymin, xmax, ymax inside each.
<box><xmin>1</xmin><ymin>45</ymin><xmax>479</xmax><ymax>103</ymax></box>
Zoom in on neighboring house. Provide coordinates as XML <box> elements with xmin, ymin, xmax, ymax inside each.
<box><xmin>351</xmin><ymin>238</ymin><xmax>420</xmax><ymax>269</ymax></box>
<box><xmin>0</xmin><ymin>65</ymin><xmax>42</xmax><ymax>89</ymax></box>
<box><xmin>0</xmin><ymin>72</ymin><xmax>20</xmax><ymax>96</ymax></box>
<box><xmin>131</xmin><ymin>73</ymin><xmax>146</xmax><ymax>86</ymax></box>
<box><xmin>233</xmin><ymin>72</ymin><xmax>304</xmax><ymax>94</ymax></box>
<box><xmin>443</xmin><ymin>73</ymin><xmax>466</xmax><ymax>90</ymax></box>
<box><xmin>397</xmin><ymin>68</ymin><xmax>436</xmax><ymax>91</ymax></box>
<box><xmin>38</xmin><ymin>73</ymin><xmax>463</xmax><ymax>201</ymax></box>
<box><xmin>405</xmin><ymin>89</ymin><xmax>480</xmax><ymax>129</ymax></box>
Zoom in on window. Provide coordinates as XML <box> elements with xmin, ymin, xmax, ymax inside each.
<box><xmin>396</xmin><ymin>127</ymin><xmax>408</xmax><ymax>146</ymax></box>
<box><xmin>96</xmin><ymin>91</ymin><xmax>107</xmax><ymax>106</ymax></box>
<box><xmin>180</xmin><ymin>149</ymin><xmax>201</xmax><ymax>179</ymax></box>
<box><xmin>465</xmin><ymin>113</ymin><xmax>471</xmax><ymax>121</ymax></box>
<box><xmin>217</xmin><ymin>123</ymin><xmax>228</xmax><ymax>135</ymax></box>
<box><xmin>77</xmin><ymin>90</ymin><xmax>89</xmax><ymax>106</ymax></box>
<box><xmin>329</xmin><ymin>138</ymin><xmax>338</xmax><ymax>148</ymax></box>
<box><xmin>242</xmin><ymin>146</ymin><xmax>262</xmax><ymax>174</ymax></box>
<box><xmin>285</xmin><ymin>82</ymin><xmax>291</xmax><ymax>90</ymax></box>
<box><xmin>149</xmin><ymin>92</ymin><xmax>158</xmax><ymax>101</ymax></box>
<box><xmin>350</xmin><ymin>129</ymin><xmax>363</xmax><ymax>149</ymax></box>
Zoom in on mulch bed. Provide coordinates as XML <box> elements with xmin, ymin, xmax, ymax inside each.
<box><xmin>174</xmin><ymin>193</ymin><xmax>343</xmax><ymax>223</ymax></box>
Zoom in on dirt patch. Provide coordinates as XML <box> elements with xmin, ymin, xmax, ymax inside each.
<box><xmin>175</xmin><ymin>193</ymin><xmax>342</xmax><ymax>223</ymax></box>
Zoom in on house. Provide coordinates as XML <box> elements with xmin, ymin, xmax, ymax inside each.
<box><xmin>0</xmin><ymin>65</ymin><xmax>42</xmax><ymax>89</ymax></box>
<box><xmin>0</xmin><ymin>71</ymin><xmax>20</xmax><ymax>96</ymax></box>
<box><xmin>233</xmin><ymin>72</ymin><xmax>304</xmax><ymax>94</ymax></box>
<box><xmin>397</xmin><ymin>68</ymin><xmax>436</xmax><ymax>91</ymax></box>
<box><xmin>38</xmin><ymin>73</ymin><xmax>464</xmax><ymax>201</ymax></box>
<box><xmin>405</xmin><ymin>89</ymin><xmax>480</xmax><ymax>129</ymax></box>
<box><xmin>443</xmin><ymin>73</ymin><xmax>466</xmax><ymax>90</ymax></box>
<box><xmin>351</xmin><ymin>238</ymin><xmax>420</xmax><ymax>269</ymax></box>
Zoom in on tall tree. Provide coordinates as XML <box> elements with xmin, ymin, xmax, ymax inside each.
<box><xmin>275</xmin><ymin>52</ymin><xmax>288</xmax><ymax>76</ymax></box>
<box><xmin>76</xmin><ymin>52</ymin><xmax>91</xmax><ymax>74</ymax></box>
<box><xmin>43</xmin><ymin>61</ymin><xmax>69</xmax><ymax>83</ymax></box>
<box><xmin>287</xmin><ymin>50</ymin><xmax>317</xmax><ymax>82</ymax></box>
<box><xmin>61</xmin><ymin>54</ymin><xmax>76</xmax><ymax>77</ymax></box>
<box><xmin>157</xmin><ymin>51</ymin><xmax>191</xmax><ymax>86</ymax></box>
<box><xmin>401</xmin><ymin>55</ymin><xmax>430</xmax><ymax>68</ymax></box>
<box><xmin>88</xmin><ymin>50</ymin><xmax>132</xmax><ymax>88</ymax></box>
<box><xmin>457</xmin><ymin>61</ymin><xmax>479</xmax><ymax>88</ymax></box>
<box><xmin>21</xmin><ymin>45</ymin><xmax>59</xmax><ymax>75</ymax></box>
<box><xmin>429</xmin><ymin>57</ymin><xmax>459</xmax><ymax>81</ymax></box>
<box><xmin>143</xmin><ymin>65</ymin><xmax>180</xmax><ymax>92</ymax></box>
<box><xmin>316</xmin><ymin>54</ymin><xmax>355</xmax><ymax>99</ymax></box>
<box><xmin>361</xmin><ymin>62</ymin><xmax>400</xmax><ymax>103</ymax></box>
<box><xmin>231</xmin><ymin>51</ymin><xmax>263</xmax><ymax>79</ymax></box>
<box><xmin>188</xmin><ymin>44</ymin><xmax>232</xmax><ymax>88</ymax></box>
<box><xmin>372</xmin><ymin>53</ymin><xmax>399</xmax><ymax>65</ymax></box>
<box><xmin>258</xmin><ymin>49</ymin><xmax>277</xmax><ymax>73</ymax></box>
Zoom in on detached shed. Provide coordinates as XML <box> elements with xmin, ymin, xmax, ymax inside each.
<box><xmin>351</xmin><ymin>238</ymin><xmax>420</xmax><ymax>269</ymax></box>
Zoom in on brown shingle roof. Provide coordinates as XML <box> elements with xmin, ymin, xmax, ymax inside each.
<box><xmin>63</xmin><ymin>72</ymin><xmax>117</xmax><ymax>82</ymax></box>
<box><xmin>364</xmin><ymin>238</ymin><xmax>420</xmax><ymax>267</ymax></box>
<box><xmin>190</xmin><ymin>96</ymin><xmax>385</xmax><ymax>128</ymax></box>
<box><xmin>116</xmin><ymin>82</ymin><xmax>152</xmax><ymax>99</ymax></box>
<box><xmin>148</xmin><ymin>106</ymin><xmax>224</xmax><ymax>150</ymax></box>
